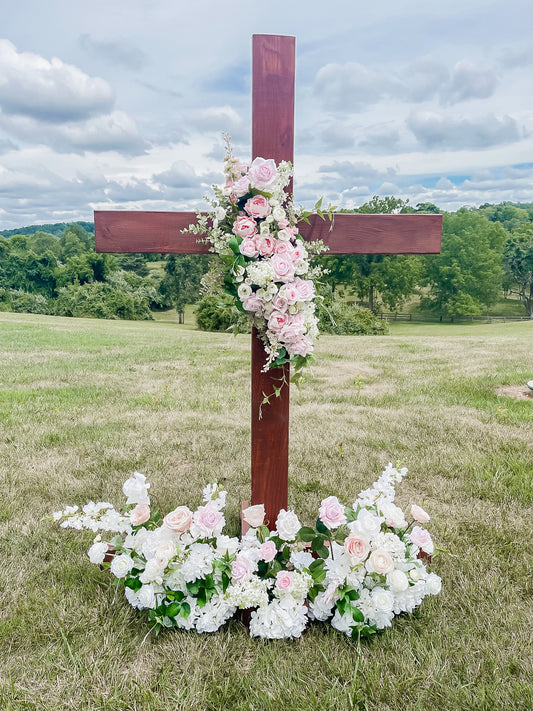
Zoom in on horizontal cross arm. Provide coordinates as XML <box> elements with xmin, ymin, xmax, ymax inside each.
<box><xmin>297</xmin><ymin>213</ymin><xmax>442</xmax><ymax>255</ymax></box>
<box><xmin>94</xmin><ymin>211</ymin><xmax>209</xmax><ymax>254</ymax></box>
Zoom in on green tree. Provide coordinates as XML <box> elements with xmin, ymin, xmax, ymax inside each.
<box><xmin>478</xmin><ymin>202</ymin><xmax>531</xmax><ymax>232</ymax></box>
<box><xmin>422</xmin><ymin>209</ymin><xmax>506</xmax><ymax>316</ymax></box>
<box><xmin>504</xmin><ymin>225</ymin><xmax>533</xmax><ymax>317</ymax></box>
<box><xmin>28</xmin><ymin>231</ymin><xmax>61</xmax><ymax>257</ymax></box>
<box><xmin>320</xmin><ymin>196</ymin><xmax>422</xmax><ymax>311</ymax></box>
<box><xmin>160</xmin><ymin>255</ymin><xmax>209</xmax><ymax>323</ymax></box>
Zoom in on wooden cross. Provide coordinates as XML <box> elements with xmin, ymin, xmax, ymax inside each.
<box><xmin>94</xmin><ymin>35</ymin><xmax>442</xmax><ymax>528</ymax></box>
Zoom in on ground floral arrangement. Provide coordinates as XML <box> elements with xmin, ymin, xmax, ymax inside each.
<box><xmin>54</xmin><ymin>464</ymin><xmax>441</xmax><ymax>641</ymax></box>
<box><xmin>186</xmin><ymin>137</ymin><xmax>331</xmax><ymax>385</ymax></box>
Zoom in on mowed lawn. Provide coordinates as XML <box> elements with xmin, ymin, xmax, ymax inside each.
<box><xmin>0</xmin><ymin>311</ymin><xmax>532</xmax><ymax>711</ymax></box>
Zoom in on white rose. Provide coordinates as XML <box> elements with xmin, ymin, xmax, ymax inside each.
<box><xmin>425</xmin><ymin>573</ymin><xmax>442</xmax><ymax>595</ymax></box>
<box><xmin>351</xmin><ymin>509</ymin><xmax>382</xmax><ymax>538</ymax></box>
<box><xmin>238</xmin><ymin>283</ymin><xmax>253</xmax><ymax>300</ymax></box>
<box><xmin>137</xmin><ymin>584</ymin><xmax>157</xmax><ymax>609</ymax></box>
<box><xmin>216</xmin><ymin>535</ymin><xmax>240</xmax><ymax>557</ymax></box>
<box><xmin>275</xmin><ymin>509</ymin><xmax>301</xmax><ymax>541</ymax></box>
<box><xmin>387</xmin><ymin>568</ymin><xmax>409</xmax><ymax>592</ymax></box>
<box><xmin>371</xmin><ymin>587</ymin><xmax>394</xmax><ymax>612</ymax></box>
<box><xmin>215</xmin><ymin>207</ymin><xmax>226</xmax><ymax>221</ymax></box>
<box><xmin>140</xmin><ymin>557</ymin><xmax>165</xmax><ymax>584</ymax></box>
<box><xmin>87</xmin><ymin>541</ymin><xmax>109</xmax><ymax>565</ymax></box>
<box><xmin>110</xmin><ymin>553</ymin><xmax>134</xmax><ymax>578</ymax></box>
<box><xmin>272</xmin><ymin>206</ymin><xmax>286</xmax><ymax>222</ymax></box>
<box><xmin>122</xmin><ymin>472</ymin><xmax>150</xmax><ymax>506</ymax></box>
<box><xmin>411</xmin><ymin>504</ymin><xmax>431</xmax><ymax>524</ymax></box>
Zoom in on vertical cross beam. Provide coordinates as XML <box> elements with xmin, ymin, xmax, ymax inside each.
<box><xmin>250</xmin><ymin>35</ymin><xmax>295</xmax><ymax>526</ymax></box>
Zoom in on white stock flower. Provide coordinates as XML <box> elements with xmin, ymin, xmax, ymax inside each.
<box><xmin>122</xmin><ymin>472</ymin><xmax>150</xmax><ymax>506</ymax></box>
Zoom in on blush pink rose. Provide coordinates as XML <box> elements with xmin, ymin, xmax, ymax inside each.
<box><xmin>280</xmin><ymin>284</ymin><xmax>299</xmax><ymax>304</ymax></box>
<box><xmin>274</xmin><ymin>240</ymin><xmax>294</xmax><ymax>256</ymax></box>
<box><xmin>319</xmin><ymin>496</ymin><xmax>347</xmax><ymax>530</ymax></box>
<box><xmin>294</xmin><ymin>278</ymin><xmax>315</xmax><ymax>301</ymax></box>
<box><xmin>233</xmin><ymin>175</ymin><xmax>251</xmax><ymax>198</ymax></box>
<box><xmin>410</xmin><ymin>526</ymin><xmax>434</xmax><ymax>554</ymax></box>
<box><xmin>323</xmin><ymin>581</ymin><xmax>339</xmax><ymax>606</ymax></box>
<box><xmin>231</xmin><ymin>552</ymin><xmax>254</xmax><ymax>583</ymax></box>
<box><xmin>257</xmin><ymin>235</ymin><xmax>276</xmax><ymax>257</ymax></box>
<box><xmin>292</xmin><ymin>243</ymin><xmax>308</xmax><ymax>262</ymax></box>
<box><xmin>411</xmin><ymin>504</ymin><xmax>430</xmax><ymax>524</ymax></box>
<box><xmin>268</xmin><ymin>310</ymin><xmax>289</xmax><ymax>333</ymax></box>
<box><xmin>244</xmin><ymin>195</ymin><xmax>271</xmax><ymax>219</ymax></box>
<box><xmin>270</xmin><ymin>253</ymin><xmax>295</xmax><ymax>282</ymax></box>
<box><xmin>233</xmin><ymin>215</ymin><xmax>257</xmax><ymax>239</ymax></box>
<box><xmin>287</xmin><ymin>336</ymin><xmax>313</xmax><ymax>357</ymax></box>
<box><xmin>130</xmin><ymin>504</ymin><xmax>150</xmax><ymax>526</ymax></box>
<box><xmin>163</xmin><ymin>505</ymin><xmax>193</xmax><ymax>533</ymax></box>
<box><xmin>277</xmin><ymin>219</ymin><xmax>289</xmax><ymax>229</ymax></box>
<box><xmin>239</xmin><ymin>238</ymin><xmax>259</xmax><ymax>258</ymax></box>
<box><xmin>275</xmin><ymin>571</ymin><xmax>294</xmax><ymax>592</ymax></box>
<box><xmin>242</xmin><ymin>504</ymin><xmax>265</xmax><ymax>528</ymax></box>
<box><xmin>368</xmin><ymin>549</ymin><xmax>394</xmax><ymax>574</ymax></box>
<box><xmin>193</xmin><ymin>501</ymin><xmax>224</xmax><ymax>537</ymax></box>
<box><xmin>280</xmin><ymin>322</ymin><xmax>305</xmax><ymax>343</ymax></box>
<box><xmin>343</xmin><ymin>534</ymin><xmax>370</xmax><ymax>562</ymax></box>
<box><xmin>271</xmin><ymin>294</ymin><xmax>289</xmax><ymax>312</ymax></box>
<box><xmin>259</xmin><ymin>540</ymin><xmax>277</xmax><ymax>562</ymax></box>
<box><xmin>249</xmin><ymin>157</ymin><xmax>279</xmax><ymax>191</ymax></box>
<box><xmin>242</xmin><ymin>293</ymin><xmax>264</xmax><ymax>312</ymax></box>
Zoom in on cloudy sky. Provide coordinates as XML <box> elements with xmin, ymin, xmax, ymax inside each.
<box><xmin>1</xmin><ymin>0</ymin><xmax>532</xmax><ymax>230</ymax></box>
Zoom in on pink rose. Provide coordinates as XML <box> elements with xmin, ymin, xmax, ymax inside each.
<box><xmin>270</xmin><ymin>253</ymin><xmax>295</xmax><ymax>282</ymax></box>
<box><xmin>319</xmin><ymin>496</ymin><xmax>347</xmax><ymax>530</ymax></box>
<box><xmin>242</xmin><ymin>293</ymin><xmax>264</xmax><ymax>312</ymax></box>
<box><xmin>130</xmin><ymin>504</ymin><xmax>150</xmax><ymax>527</ymax></box>
<box><xmin>280</xmin><ymin>284</ymin><xmax>299</xmax><ymax>304</ymax></box>
<box><xmin>239</xmin><ymin>238</ymin><xmax>259</xmax><ymax>258</ymax></box>
<box><xmin>163</xmin><ymin>505</ymin><xmax>193</xmax><ymax>533</ymax></box>
<box><xmin>368</xmin><ymin>549</ymin><xmax>394</xmax><ymax>575</ymax></box>
<box><xmin>280</xmin><ymin>325</ymin><xmax>305</xmax><ymax>343</ymax></box>
<box><xmin>292</xmin><ymin>243</ymin><xmax>308</xmax><ymax>262</ymax></box>
<box><xmin>257</xmin><ymin>235</ymin><xmax>276</xmax><ymax>257</ymax></box>
<box><xmin>411</xmin><ymin>504</ymin><xmax>430</xmax><ymax>524</ymax></box>
<box><xmin>287</xmin><ymin>336</ymin><xmax>313</xmax><ymax>357</ymax></box>
<box><xmin>242</xmin><ymin>504</ymin><xmax>265</xmax><ymax>528</ymax></box>
<box><xmin>275</xmin><ymin>571</ymin><xmax>293</xmax><ymax>592</ymax></box>
<box><xmin>294</xmin><ymin>278</ymin><xmax>315</xmax><ymax>301</ymax></box>
<box><xmin>275</xmin><ymin>240</ymin><xmax>294</xmax><ymax>256</ymax></box>
<box><xmin>193</xmin><ymin>501</ymin><xmax>224</xmax><ymax>537</ymax></box>
<box><xmin>233</xmin><ymin>175</ymin><xmax>251</xmax><ymax>198</ymax></box>
<box><xmin>271</xmin><ymin>294</ymin><xmax>289</xmax><ymax>312</ymax></box>
<box><xmin>323</xmin><ymin>581</ymin><xmax>339</xmax><ymax>606</ymax></box>
<box><xmin>277</xmin><ymin>219</ymin><xmax>289</xmax><ymax>229</ymax></box>
<box><xmin>268</xmin><ymin>310</ymin><xmax>289</xmax><ymax>333</ymax></box>
<box><xmin>231</xmin><ymin>552</ymin><xmax>254</xmax><ymax>582</ymax></box>
<box><xmin>259</xmin><ymin>540</ymin><xmax>277</xmax><ymax>562</ymax></box>
<box><xmin>410</xmin><ymin>526</ymin><xmax>434</xmax><ymax>554</ymax></box>
<box><xmin>249</xmin><ymin>157</ymin><xmax>279</xmax><ymax>191</ymax></box>
<box><xmin>244</xmin><ymin>195</ymin><xmax>271</xmax><ymax>219</ymax></box>
<box><xmin>233</xmin><ymin>215</ymin><xmax>257</xmax><ymax>239</ymax></box>
<box><xmin>343</xmin><ymin>534</ymin><xmax>370</xmax><ymax>562</ymax></box>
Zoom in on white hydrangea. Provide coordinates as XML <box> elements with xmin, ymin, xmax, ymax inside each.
<box><xmin>227</xmin><ymin>577</ymin><xmax>271</xmax><ymax>609</ymax></box>
<box><xmin>180</xmin><ymin>543</ymin><xmax>216</xmax><ymax>583</ymax></box>
<box><xmin>249</xmin><ymin>597</ymin><xmax>308</xmax><ymax>639</ymax></box>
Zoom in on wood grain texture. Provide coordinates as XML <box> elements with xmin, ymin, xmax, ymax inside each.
<box><xmin>298</xmin><ymin>213</ymin><xmax>442</xmax><ymax>254</ymax></box>
<box><xmin>250</xmin><ymin>35</ymin><xmax>295</xmax><ymax>525</ymax></box>
<box><xmin>252</xmin><ymin>35</ymin><xmax>295</xmax><ymax>166</ymax></box>
<box><xmin>250</xmin><ymin>328</ymin><xmax>289</xmax><ymax>527</ymax></box>
<box><xmin>94</xmin><ymin>211</ymin><xmax>209</xmax><ymax>253</ymax></box>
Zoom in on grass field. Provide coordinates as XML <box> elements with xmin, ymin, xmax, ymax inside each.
<box><xmin>1</xmin><ymin>312</ymin><xmax>532</xmax><ymax>710</ymax></box>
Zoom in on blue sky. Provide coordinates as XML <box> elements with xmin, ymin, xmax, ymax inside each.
<box><xmin>0</xmin><ymin>0</ymin><xmax>532</xmax><ymax>229</ymax></box>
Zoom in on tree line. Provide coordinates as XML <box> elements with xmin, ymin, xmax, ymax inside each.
<box><xmin>0</xmin><ymin>199</ymin><xmax>532</xmax><ymax>324</ymax></box>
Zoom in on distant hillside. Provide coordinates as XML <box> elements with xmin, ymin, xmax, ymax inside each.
<box><xmin>0</xmin><ymin>221</ymin><xmax>94</xmax><ymax>238</ymax></box>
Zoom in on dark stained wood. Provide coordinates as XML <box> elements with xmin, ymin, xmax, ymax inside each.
<box><xmin>94</xmin><ymin>210</ymin><xmax>209</xmax><ymax>254</ymax></box>
<box><xmin>252</xmin><ymin>35</ymin><xmax>295</xmax><ymax>166</ymax></box>
<box><xmin>250</xmin><ymin>35</ymin><xmax>294</xmax><ymax>526</ymax></box>
<box><xmin>95</xmin><ymin>210</ymin><xmax>441</xmax><ymax>256</ymax></box>
<box><xmin>299</xmin><ymin>213</ymin><xmax>442</xmax><ymax>254</ymax></box>
<box><xmin>250</xmin><ymin>329</ymin><xmax>289</xmax><ymax>528</ymax></box>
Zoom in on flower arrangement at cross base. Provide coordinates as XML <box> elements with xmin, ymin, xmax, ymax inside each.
<box><xmin>186</xmin><ymin>137</ymin><xmax>331</xmax><ymax>386</ymax></box>
<box><xmin>53</xmin><ymin>464</ymin><xmax>441</xmax><ymax>641</ymax></box>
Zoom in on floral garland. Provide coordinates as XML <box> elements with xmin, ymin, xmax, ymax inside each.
<box><xmin>186</xmin><ymin>137</ymin><xmax>329</xmax><ymax>383</ymax></box>
<box><xmin>53</xmin><ymin>464</ymin><xmax>441</xmax><ymax>640</ymax></box>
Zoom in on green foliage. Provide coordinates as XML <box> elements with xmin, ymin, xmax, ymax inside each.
<box><xmin>159</xmin><ymin>255</ymin><xmax>210</xmax><ymax>322</ymax></box>
<box><xmin>54</xmin><ymin>282</ymin><xmax>153</xmax><ymax>320</ymax></box>
<box><xmin>195</xmin><ymin>294</ymin><xmax>250</xmax><ymax>332</ymax></box>
<box><xmin>0</xmin><ymin>288</ymin><xmax>50</xmax><ymax>314</ymax></box>
<box><xmin>318</xmin><ymin>286</ymin><xmax>389</xmax><ymax>335</ymax></box>
<box><xmin>504</xmin><ymin>224</ymin><xmax>533</xmax><ymax>316</ymax></box>
<box><xmin>422</xmin><ymin>209</ymin><xmax>506</xmax><ymax>316</ymax></box>
<box><xmin>478</xmin><ymin>202</ymin><xmax>532</xmax><ymax>231</ymax></box>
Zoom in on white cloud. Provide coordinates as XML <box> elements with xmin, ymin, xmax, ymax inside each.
<box><xmin>0</xmin><ymin>39</ymin><xmax>114</xmax><ymax>123</ymax></box>
<box><xmin>79</xmin><ymin>34</ymin><xmax>147</xmax><ymax>72</ymax></box>
<box><xmin>407</xmin><ymin>111</ymin><xmax>524</xmax><ymax>150</ymax></box>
